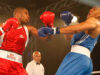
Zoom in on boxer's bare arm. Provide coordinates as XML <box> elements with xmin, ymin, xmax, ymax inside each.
<box><xmin>60</xmin><ymin>17</ymin><xmax>97</xmax><ymax>34</ymax></box>
<box><xmin>27</xmin><ymin>25</ymin><xmax>48</xmax><ymax>40</ymax></box>
<box><xmin>0</xmin><ymin>23</ymin><xmax>3</xmax><ymax>27</ymax></box>
<box><xmin>27</xmin><ymin>25</ymin><xmax>38</xmax><ymax>37</ymax></box>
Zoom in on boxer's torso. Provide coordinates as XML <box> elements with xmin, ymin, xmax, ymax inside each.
<box><xmin>0</xmin><ymin>26</ymin><xmax>29</xmax><ymax>55</ymax></box>
<box><xmin>71</xmin><ymin>32</ymin><xmax>99</xmax><ymax>52</ymax></box>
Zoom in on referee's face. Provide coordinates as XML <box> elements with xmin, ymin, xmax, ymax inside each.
<box><xmin>33</xmin><ymin>53</ymin><xmax>41</xmax><ymax>63</ymax></box>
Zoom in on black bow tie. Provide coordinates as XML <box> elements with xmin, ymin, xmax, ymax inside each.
<box><xmin>36</xmin><ymin>63</ymin><xmax>40</xmax><ymax>65</ymax></box>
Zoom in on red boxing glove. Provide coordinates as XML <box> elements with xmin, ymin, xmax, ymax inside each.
<box><xmin>3</xmin><ymin>18</ymin><xmax>19</xmax><ymax>32</ymax></box>
<box><xmin>40</xmin><ymin>11</ymin><xmax>55</xmax><ymax>28</ymax></box>
<box><xmin>0</xmin><ymin>31</ymin><xmax>2</xmax><ymax>36</ymax></box>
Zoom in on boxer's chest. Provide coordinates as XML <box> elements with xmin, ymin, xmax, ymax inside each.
<box><xmin>5</xmin><ymin>27</ymin><xmax>26</xmax><ymax>42</ymax></box>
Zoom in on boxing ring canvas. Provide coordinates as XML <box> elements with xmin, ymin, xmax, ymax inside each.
<box><xmin>0</xmin><ymin>0</ymin><xmax>100</xmax><ymax>75</ymax></box>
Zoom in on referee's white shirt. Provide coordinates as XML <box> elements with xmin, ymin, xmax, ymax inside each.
<box><xmin>26</xmin><ymin>60</ymin><xmax>45</xmax><ymax>75</ymax></box>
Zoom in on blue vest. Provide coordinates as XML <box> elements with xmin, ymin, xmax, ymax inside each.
<box><xmin>71</xmin><ymin>32</ymin><xmax>99</xmax><ymax>52</ymax></box>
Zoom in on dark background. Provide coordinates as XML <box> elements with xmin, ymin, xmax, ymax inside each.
<box><xmin>0</xmin><ymin>0</ymin><xmax>100</xmax><ymax>75</ymax></box>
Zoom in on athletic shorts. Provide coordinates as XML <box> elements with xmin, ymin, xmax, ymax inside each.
<box><xmin>0</xmin><ymin>58</ymin><xmax>28</xmax><ymax>75</ymax></box>
<box><xmin>56</xmin><ymin>52</ymin><xmax>93</xmax><ymax>75</ymax></box>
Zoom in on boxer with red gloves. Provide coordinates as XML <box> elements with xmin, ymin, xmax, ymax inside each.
<box><xmin>0</xmin><ymin>7</ymin><xmax>42</xmax><ymax>75</ymax></box>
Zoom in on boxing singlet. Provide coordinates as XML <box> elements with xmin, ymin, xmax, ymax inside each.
<box><xmin>71</xmin><ymin>32</ymin><xmax>99</xmax><ymax>52</ymax></box>
<box><xmin>0</xmin><ymin>26</ymin><xmax>29</xmax><ymax>55</ymax></box>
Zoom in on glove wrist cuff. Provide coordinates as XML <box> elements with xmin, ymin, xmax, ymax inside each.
<box><xmin>52</xmin><ymin>27</ymin><xmax>60</xmax><ymax>35</ymax></box>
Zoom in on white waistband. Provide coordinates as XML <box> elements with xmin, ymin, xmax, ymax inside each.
<box><xmin>71</xmin><ymin>45</ymin><xmax>90</xmax><ymax>58</ymax></box>
<box><xmin>0</xmin><ymin>49</ymin><xmax>22</xmax><ymax>63</ymax></box>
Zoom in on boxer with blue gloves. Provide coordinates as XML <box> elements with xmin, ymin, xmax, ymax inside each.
<box><xmin>38</xmin><ymin>6</ymin><xmax>100</xmax><ymax>75</ymax></box>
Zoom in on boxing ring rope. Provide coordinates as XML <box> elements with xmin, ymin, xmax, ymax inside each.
<box><xmin>75</xmin><ymin>0</ymin><xmax>100</xmax><ymax>6</ymax></box>
<box><xmin>92</xmin><ymin>71</ymin><xmax>100</xmax><ymax>74</ymax></box>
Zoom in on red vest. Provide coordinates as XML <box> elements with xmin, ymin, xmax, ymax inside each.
<box><xmin>0</xmin><ymin>26</ymin><xmax>29</xmax><ymax>55</ymax></box>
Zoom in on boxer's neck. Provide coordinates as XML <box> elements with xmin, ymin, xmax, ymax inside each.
<box><xmin>96</xmin><ymin>16</ymin><xmax>100</xmax><ymax>21</ymax></box>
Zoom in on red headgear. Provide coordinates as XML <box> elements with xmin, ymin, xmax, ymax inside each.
<box><xmin>40</xmin><ymin>11</ymin><xmax>55</xmax><ymax>27</ymax></box>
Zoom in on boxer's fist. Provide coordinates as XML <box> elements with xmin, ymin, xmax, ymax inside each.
<box><xmin>38</xmin><ymin>27</ymin><xmax>53</xmax><ymax>37</ymax></box>
<box><xmin>38</xmin><ymin>27</ymin><xmax>60</xmax><ymax>37</ymax></box>
<box><xmin>40</xmin><ymin>11</ymin><xmax>55</xmax><ymax>27</ymax></box>
<box><xmin>0</xmin><ymin>31</ymin><xmax>2</xmax><ymax>36</ymax></box>
<box><xmin>3</xmin><ymin>18</ymin><xmax>19</xmax><ymax>32</ymax></box>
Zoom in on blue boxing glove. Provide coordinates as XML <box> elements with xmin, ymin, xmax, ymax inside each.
<box><xmin>60</xmin><ymin>11</ymin><xmax>79</xmax><ymax>26</ymax></box>
<box><xmin>38</xmin><ymin>27</ymin><xmax>60</xmax><ymax>37</ymax></box>
<box><xmin>60</xmin><ymin>11</ymin><xmax>73</xmax><ymax>25</ymax></box>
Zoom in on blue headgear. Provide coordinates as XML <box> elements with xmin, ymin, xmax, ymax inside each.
<box><xmin>60</xmin><ymin>11</ymin><xmax>73</xmax><ymax>25</ymax></box>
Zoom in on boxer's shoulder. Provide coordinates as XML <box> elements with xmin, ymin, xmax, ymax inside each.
<box><xmin>84</xmin><ymin>17</ymin><xmax>98</xmax><ymax>28</ymax></box>
<box><xmin>86</xmin><ymin>17</ymin><xmax>98</xmax><ymax>24</ymax></box>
